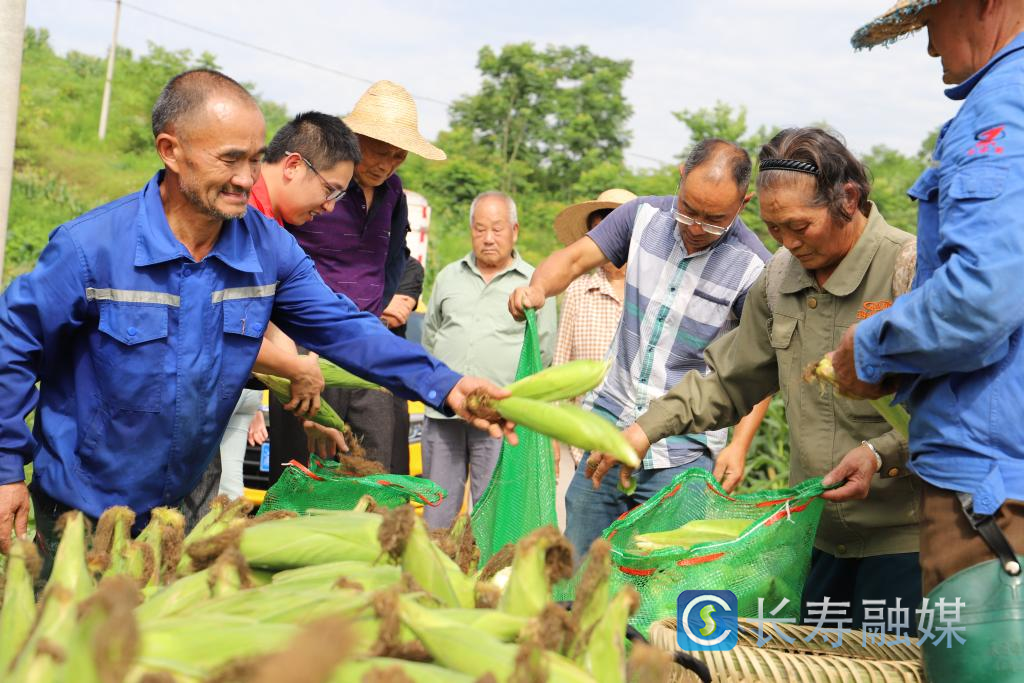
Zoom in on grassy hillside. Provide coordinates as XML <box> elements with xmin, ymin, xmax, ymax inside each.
<box><xmin>6</xmin><ymin>28</ymin><xmax>286</xmax><ymax>283</ymax></box>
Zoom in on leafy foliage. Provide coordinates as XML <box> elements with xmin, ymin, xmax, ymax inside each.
<box><xmin>5</xmin><ymin>28</ymin><xmax>286</xmax><ymax>283</ymax></box>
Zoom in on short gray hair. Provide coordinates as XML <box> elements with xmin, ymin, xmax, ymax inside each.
<box><xmin>469</xmin><ymin>191</ymin><xmax>518</xmax><ymax>227</ymax></box>
<box><xmin>684</xmin><ymin>138</ymin><xmax>752</xmax><ymax>192</ymax></box>
<box><xmin>151</xmin><ymin>69</ymin><xmax>255</xmax><ymax>138</ymax></box>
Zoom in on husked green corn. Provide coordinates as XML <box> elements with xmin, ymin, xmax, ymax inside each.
<box><xmin>504</xmin><ymin>359</ymin><xmax>609</xmax><ymax>402</ymax></box>
<box><xmin>632</xmin><ymin>518</ymin><xmax>751</xmax><ymax>552</ymax></box>
<box><xmin>492</xmin><ymin>396</ymin><xmax>640</xmax><ymax>469</ymax></box>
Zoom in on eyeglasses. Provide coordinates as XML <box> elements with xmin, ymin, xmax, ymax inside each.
<box><xmin>287</xmin><ymin>151</ymin><xmax>346</xmax><ymax>203</ymax></box>
<box><xmin>670</xmin><ymin>207</ymin><xmax>735</xmax><ymax>236</ymax></box>
<box><xmin>671</xmin><ymin>179</ymin><xmax>737</xmax><ymax>237</ymax></box>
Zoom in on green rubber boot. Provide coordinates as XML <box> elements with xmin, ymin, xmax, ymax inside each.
<box><xmin>921</xmin><ymin>555</ymin><xmax>1024</xmax><ymax>682</ymax></box>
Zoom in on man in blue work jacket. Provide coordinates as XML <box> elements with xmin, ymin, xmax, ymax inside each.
<box><xmin>0</xmin><ymin>69</ymin><xmax>513</xmax><ymax>554</ymax></box>
<box><xmin>825</xmin><ymin>0</ymin><xmax>1024</xmax><ymax>644</ymax></box>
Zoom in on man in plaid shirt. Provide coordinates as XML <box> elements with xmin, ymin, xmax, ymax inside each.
<box><xmin>510</xmin><ymin>139</ymin><xmax>773</xmax><ymax>557</ymax></box>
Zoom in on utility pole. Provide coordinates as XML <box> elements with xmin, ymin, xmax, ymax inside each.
<box><xmin>0</xmin><ymin>0</ymin><xmax>28</xmax><ymax>284</ymax></box>
<box><xmin>97</xmin><ymin>0</ymin><xmax>122</xmax><ymax>141</ymax></box>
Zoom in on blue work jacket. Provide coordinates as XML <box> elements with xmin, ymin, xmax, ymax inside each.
<box><xmin>0</xmin><ymin>172</ymin><xmax>460</xmax><ymax>518</ymax></box>
<box><xmin>856</xmin><ymin>33</ymin><xmax>1024</xmax><ymax>514</ymax></box>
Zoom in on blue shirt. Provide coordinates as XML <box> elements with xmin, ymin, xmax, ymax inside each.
<box><xmin>0</xmin><ymin>171</ymin><xmax>460</xmax><ymax>519</ymax></box>
<box><xmin>855</xmin><ymin>32</ymin><xmax>1024</xmax><ymax>515</ymax></box>
<box><xmin>584</xmin><ymin>195</ymin><xmax>771</xmax><ymax>469</ymax></box>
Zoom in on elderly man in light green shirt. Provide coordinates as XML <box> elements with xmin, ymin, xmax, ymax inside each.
<box><xmin>422</xmin><ymin>191</ymin><xmax>557</xmax><ymax>528</ymax></box>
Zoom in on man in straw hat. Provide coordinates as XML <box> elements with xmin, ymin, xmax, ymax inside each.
<box><xmin>510</xmin><ymin>140</ymin><xmax>774</xmax><ymax>558</ymax></box>
<box><xmin>550</xmin><ymin>189</ymin><xmax>635</xmax><ymax>473</ymax></box>
<box><xmin>833</xmin><ymin>1</ymin><xmax>1024</xmax><ymax>671</ymax></box>
<box><xmin>283</xmin><ymin>81</ymin><xmax>447</xmax><ymax>472</ymax></box>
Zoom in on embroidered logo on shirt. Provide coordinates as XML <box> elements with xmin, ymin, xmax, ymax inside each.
<box><xmin>967</xmin><ymin>126</ymin><xmax>1006</xmax><ymax>156</ymax></box>
<box><xmin>856</xmin><ymin>300</ymin><xmax>892</xmax><ymax>320</ymax></box>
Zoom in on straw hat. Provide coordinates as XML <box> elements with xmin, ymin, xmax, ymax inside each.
<box><xmin>343</xmin><ymin>80</ymin><xmax>446</xmax><ymax>161</ymax></box>
<box><xmin>553</xmin><ymin>188</ymin><xmax>637</xmax><ymax>246</ymax></box>
<box><xmin>851</xmin><ymin>0</ymin><xmax>940</xmax><ymax>50</ymax></box>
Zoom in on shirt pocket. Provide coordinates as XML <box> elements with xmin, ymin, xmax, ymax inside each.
<box><xmin>768</xmin><ymin>313</ymin><xmax>799</xmax><ymax>394</ymax></box>
<box><xmin>220</xmin><ymin>296</ymin><xmax>274</xmax><ymax>399</ymax></box>
<box><xmin>96</xmin><ymin>302</ymin><xmax>171</xmax><ymax>412</ymax></box>
<box><xmin>948</xmin><ymin>163</ymin><xmax>1007</xmax><ymax>201</ymax></box>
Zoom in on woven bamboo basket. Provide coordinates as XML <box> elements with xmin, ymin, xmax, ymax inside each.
<box><xmin>649</xmin><ymin>617</ymin><xmax>924</xmax><ymax>683</ymax></box>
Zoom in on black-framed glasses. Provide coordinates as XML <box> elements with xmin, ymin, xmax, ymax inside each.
<box><xmin>287</xmin><ymin>150</ymin><xmax>346</xmax><ymax>202</ymax></box>
<box><xmin>671</xmin><ymin>178</ymin><xmax>737</xmax><ymax>236</ymax></box>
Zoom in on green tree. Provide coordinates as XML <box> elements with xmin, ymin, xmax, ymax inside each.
<box><xmin>448</xmin><ymin>43</ymin><xmax>632</xmax><ymax>198</ymax></box>
<box><xmin>861</xmin><ymin>145</ymin><xmax>926</xmax><ymax>233</ymax></box>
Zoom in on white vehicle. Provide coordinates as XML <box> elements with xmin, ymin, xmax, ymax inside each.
<box><xmin>404</xmin><ymin>189</ymin><xmax>430</xmax><ymax>267</ymax></box>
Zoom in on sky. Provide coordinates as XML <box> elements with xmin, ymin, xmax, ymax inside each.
<box><xmin>25</xmin><ymin>0</ymin><xmax>959</xmax><ymax>169</ymax></box>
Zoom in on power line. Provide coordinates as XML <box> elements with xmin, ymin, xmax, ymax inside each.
<box><xmin>93</xmin><ymin>0</ymin><xmax>674</xmax><ymax>167</ymax></box>
<box><xmin>103</xmin><ymin>0</ymin><xmax>451</xmax><ymax>107</ymax></box>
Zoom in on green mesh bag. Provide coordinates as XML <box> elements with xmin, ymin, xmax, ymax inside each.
<box><xmin>257</xmin><ymin>455</ymin><xmax>447</xmax><ymax>515</ymax></box>
<box><xmin>559</xmin><ymin>468</ymin><xmax>830</xmax><ymax>635</ymax></box>
<box><xmin>471</xmin><ymin>309</ymin><xmax>558</xmax><ymax>565</ymax></box>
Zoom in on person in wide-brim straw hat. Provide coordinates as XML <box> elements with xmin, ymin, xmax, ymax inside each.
<box><xmin>343</xmin><ymin>80</ymin><xmax>446</xmax><ymax>161</ymax></box>
<box><xmin>281</xmin><ymin>80</ymin><xmax>448</xmax><ymax>474</ymax></box>
<box><xmin>850</xmin><ymin>0</ymin><xmax>940</xmax><ymax>50</ymax></box>
<box><xmin>553</xmin><ymin>188</ymin><xmax>637</xmax><ymax>246</ymax></box>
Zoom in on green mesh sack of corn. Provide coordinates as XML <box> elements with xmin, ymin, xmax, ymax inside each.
<box><xmin>471</xmin><ymin>309</ymin><xmax>559</xmax><ymax>565</ymax></box>
<box><xmin>561</xmin><ymin>468</ymin><xmax>831</xmax><ymax>635</ymax></box>
<box><xmin>258</xmin><ymin>454</ymin><xmax>447</xmax><ymax>515</ymax></box>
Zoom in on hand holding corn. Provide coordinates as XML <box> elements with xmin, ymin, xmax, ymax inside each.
<box><xmin>585</xmin><ymin>423</ymin><xmax>651</xmax><ymax>491</ymax></box>
<box><xmin>828</xmin><ymin>324</ymin><xmax>899</xmax><ymax>400</ymax></box>
<box><xmin>446</xmin><ymin>376</ymin><xmax>519</xmax><ymax>443</ymax></box>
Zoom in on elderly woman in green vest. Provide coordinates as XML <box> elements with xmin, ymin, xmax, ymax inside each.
<box><xmin>590</xmin><ymin>127</ymin><xmax>919</xmax><ymax>633</ymax></box>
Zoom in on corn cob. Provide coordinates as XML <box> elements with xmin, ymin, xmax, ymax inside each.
<box><xmin>631</xmin><ymin>518</ymin><xmax>750</xmax><ymax>552</ymax></box>
<box><xmin>0</xmin><ymin>540</ymin><xmax>39</xmax><ymax>672</ymax></box>
<box><xmin>57</xmin><ymin>576</ymin><xmax>140</xmax><ymax>683</ymax></box>
<box><xmin>577</xmin><ymin>587</ymin><xmax>638</xmax><ymax>683</ymax></box>
<box><xmin>8</xmin><ymin>511</ymin><xmax>95</xmax><ymax>682</ymax></box>
<box><xmin>566</xmin><ymin>539</ymin><xmax>611</xmax><ymax>659</ymax></box>
<box><xmin>478</xmin><ymin>396</ymin><xmax>640</xmax><ymax>470</ymax></box>
<box><xmin>136</xmin><ymin>507</ymin><xmax>185</xmax><ymax>586</ymax></box>
<box><xmin>805</xmin><ymin>356</ymin><xmax>911</xmax><ymax>437</ymax></box>
<box><xmin>239</xmin><ymin>511</ymin><xmax>384</xmax><ymax>570</ymax></box>
<box><xmin>271</xmin><ymin>560</ymin><xmax>402</xmax><ymax>592</ymax></box>
<box><xmin>378</xmin><ymin>506</ymin><xmax>475</xmax><ymax>609</ymax></box>
<box><xmin>503</xmin><ymin>359</ymin><xmax>609</xmax><ymax>402</ymax></box>
<box><xmin>498</xmin><ymin>526</ymin><xmax>574</xmax><ymax>618</ymax></box>
<box><xmin>255</xmin><ymin>372</ymin><xmax>349</xmax><ymax>432</ymax></box>
<box><xmin>137</xmin><ymin>616</ymin><xmax>298</xmax><ymax>678</ymax></box>
<box><xmin>177</xmin><ymin>496</ymin><xmax>253</xmax><ymax>575</ymax></box>
<box><xmin>318</xmin><ymin>358</ymin><xmax>386</xmax><ymax>392</ymax></box>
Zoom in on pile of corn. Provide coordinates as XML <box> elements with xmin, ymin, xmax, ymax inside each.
<box><xmin>0</xmin><ymin>495</ymin><xmax>675</xmax><ymax>682</ymax></box>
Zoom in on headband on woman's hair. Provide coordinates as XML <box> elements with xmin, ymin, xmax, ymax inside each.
<box><xmin>758</xmin><ymin>158</ymin><xmax>819</xmax><ymax>175</ymax></box>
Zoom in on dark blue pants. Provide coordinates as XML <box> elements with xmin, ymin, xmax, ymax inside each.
<box><xmin>800</xmin><ymin>549</ymin><xmax>922</xmax><ymax>636</ymax></box>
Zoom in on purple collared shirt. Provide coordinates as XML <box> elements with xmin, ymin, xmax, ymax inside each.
<box><xmin>287</xmin><ymin>174</ymin><xmax>408</xmax><ymax>316</ymax></box>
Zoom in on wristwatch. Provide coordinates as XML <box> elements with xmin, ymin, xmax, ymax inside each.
<box><xmin>861</xmin><ymin>440</ymin><xmax>882</xmax><ymax>473</ymax></box>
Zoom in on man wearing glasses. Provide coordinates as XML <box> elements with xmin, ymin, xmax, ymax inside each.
<box><xmin>509</xmin><ymin>138</ymin><xmax>773</xmax><ymax>558</ymax></box>
<box><xmin>242</xmin><ymin>112</ymin><xmax>363</xmax><ymax>489</ymax></box>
